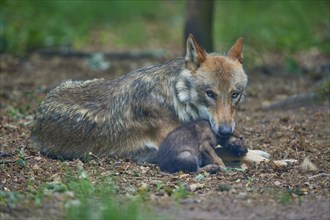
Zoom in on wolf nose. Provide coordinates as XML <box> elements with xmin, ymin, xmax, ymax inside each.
<box><xmin>218</xmin><ymin>125</ymin><xmax>232</xmax><ymax>137</ymax></box>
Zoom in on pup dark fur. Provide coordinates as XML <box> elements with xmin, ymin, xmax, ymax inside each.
<box><xmin>157</xmin><ymin>120</ymin><xmax>248</xmax><ymax>173</ymax></box>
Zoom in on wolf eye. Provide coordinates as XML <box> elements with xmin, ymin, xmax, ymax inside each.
<box><xmin>206</xmin><ymin>90</ymin><xmax>216</xmax><ymax>99</ymax></box>
<box><xmin>231</xmin><ymin>92</ymin><xmax>240</xmax><ymax>99</ymax></box>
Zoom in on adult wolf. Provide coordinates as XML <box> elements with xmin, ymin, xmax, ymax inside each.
<box><xmin>31</xmin><ymin>34</ymin><xmax>273</xmax><ymax>164</ymax></box>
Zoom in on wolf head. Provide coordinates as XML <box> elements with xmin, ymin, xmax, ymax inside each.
<box><xmin>177</xmin><ymin>34</ymin><xmax>247</xmax><ymax>139</ymax></box>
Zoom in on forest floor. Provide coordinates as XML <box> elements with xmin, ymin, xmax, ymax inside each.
<box><xmin>0</xmin><ymin>51</ymin><xmax>329</xmax><ymax>219</ymax></box>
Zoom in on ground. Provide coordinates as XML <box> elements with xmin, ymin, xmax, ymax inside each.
<box><xmin>0</xmin><ymin>52</ymin><xmax>329</xmax><ymax>219</ymax></box>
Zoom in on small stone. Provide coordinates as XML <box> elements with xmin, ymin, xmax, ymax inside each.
<box><xmin>261</xmin><ymin>100</ymin><xmax>271</xmax><ymax>108</ymax></box>
<box><xmin>238</xmin><ymin>192</ymin><xmax>247</xmax><ymax>198</ymax></box>
<box><xmin>274</xmin><ymin>181</ymin><xmax>281</xmax><ymax>186</ymax></box>
<box><xmin>195</xmin><ymin>173</ymin><xmax>205</xmax><ymax>180</ymax></box>
<box><xmin>300</xmin><ymin>157</ymin><xmax>318</xmax><ymax>171</ymax></box>
<box><xmin>179</xmin><ymin>173</ymin><xmax>190</xmax><ymax>179</ymax></box>
<box><xmin>32</xmin><ymin>164</ymin><xmax>40</xmax><ymax>170</ymax></box>
<box><xmin>188</xmin><ymin>183</ymin><xmax>205</xmax><ymax>192</ymax></box>
<box><xmin>34</xmin><ymin>156</ymin><xmax>43</xmax><ymax>161</ymax></box>
<box><xmin>65</xmin><ymin>191</ymin><xmax>75</xmax><ymax>198</ymax></box>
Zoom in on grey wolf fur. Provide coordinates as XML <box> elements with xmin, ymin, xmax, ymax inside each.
<box><xmin>31</xmin><ymin>34</ymin><xmax>292</xmax><ymax>166</ymax></box>
<box><xmin>157</xmin><ymin>120</ymin><xmax>248</xmax><ymax>173</ymax></box>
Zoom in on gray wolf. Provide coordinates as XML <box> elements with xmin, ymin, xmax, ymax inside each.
<box><xmin>31</xmin><ymin>34</ymin><xmax>291</xmax><ymax>166</ymax></box>
<box><xmin>157</xmin><ymin>120</ymin><xmax>248</xmax><ymax>173</ymax></box>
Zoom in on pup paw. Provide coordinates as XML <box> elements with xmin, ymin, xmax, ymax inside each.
<box><xmin>199</xmin><ymin>164</ymin><xmax>225</xmax><ymax>174</ymax></box>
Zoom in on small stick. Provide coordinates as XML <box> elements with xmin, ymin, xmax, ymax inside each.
<box><xmin>0</xmin><ymin>156</ymin><xmax>34</xmax><ymax>164</ymax></box>
<box><xmin>308</xmin><ymin>173</ymin><xmax>330</xmax><ymax>179</ymax></box>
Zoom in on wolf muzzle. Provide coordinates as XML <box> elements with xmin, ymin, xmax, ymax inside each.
<box><xmin>217</xmin><ymin>124</ymin><xmax>233</xmax><ymax>138</ymax></box>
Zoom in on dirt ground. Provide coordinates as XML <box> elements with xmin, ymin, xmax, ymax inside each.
<box><xmin>0</xmin><ymin>52</ymin><xmax>329</xmax><ymax>219</ymax></box>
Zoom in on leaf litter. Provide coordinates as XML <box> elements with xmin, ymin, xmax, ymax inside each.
<box><xmin>0</xmin><ymin>53</ymin><xmax>329</xmax><ymax>219</ymax></box>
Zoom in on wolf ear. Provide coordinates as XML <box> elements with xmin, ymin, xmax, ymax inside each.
<box><xmin>185</xmin><ymin>34</ymin><xmax>206</xmax><ymax>72</ymax></box>
<box><xmin>227</xmin><ymin>37</ymin><xmax>243</xmax><ymax>64</ymax></box>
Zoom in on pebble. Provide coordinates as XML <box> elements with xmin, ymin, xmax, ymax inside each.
<box><xmin>274</xmin><ymin>181</ymin><xmax>281</xmax><ymax>186</ymax></box>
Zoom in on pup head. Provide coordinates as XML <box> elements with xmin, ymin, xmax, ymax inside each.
<box><xmin>181</xmin><ymin>34</ymin><xmax>247</xmax><ymax>138</ymax></box>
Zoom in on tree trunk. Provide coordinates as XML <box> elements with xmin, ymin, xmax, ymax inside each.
<box><xmin>184</xmin><ymin>0</ymin><xmax>214</xmax><ymax>52</ymax></box>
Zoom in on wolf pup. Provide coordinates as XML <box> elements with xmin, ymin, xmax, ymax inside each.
<box><xmin>157</xmin><ymin>120</ymin><xmax>248</xmax><ymax>173</ymax></box>
<box><xmin>31</xmin><ymin>34</ymin><xmax>277</xmax><ymax>165</ymax></box>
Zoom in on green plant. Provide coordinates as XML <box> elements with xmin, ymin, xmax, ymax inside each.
<box><xmin>156</xmin><ymin>181</ymin><xmax>164</xmax><ymax>192</ymax></box>
<box><xmin>279</xmin><ymin>188</ymin><xmax>304</xmax><ymax>205</ymax></box>
<box><xmin>245</xmin><ymin>176</ymin><xmax>254</xmax><ymax>188</ymax></box>
<box><xmin>172</xmin><ymin>183</ymin><xmax>190</xmax><ymax>200</ymax></box>
<box><xmin>63</xmin><ymin>168</ymin><xmax>149</xmax><ymax>219</ymax></box>
<box><xmin>6</xmin><ymin>104</ymin><xmax>32</xmax><ymax>120</ymax></box>
<box><xmin>15</xmin><ymin>147</ymin><xmax>26</xmax><ymax>166</ymax></box>
<box><xmin>67</xmin><ymin>197</ymin><xmax>142</xmax><ymax>220</ymax></box>
<box><xmin>66</xmin><ymin>171</ymin><xmax>146</xmax><ymax>219</ymax></box>
<box><xmin>7</xmin><ymin>106</ymin><xmax>23</xmax><ymax>119</ymax></box>
<box><xmin>317</xmin><ymin>80</ymin><xmax>330</xmax><ymax>101</ymax></box>
<box><xmin>0</xmin><ymin>190</ymin><xmax>24</xmax><ymax>208</ymax></box>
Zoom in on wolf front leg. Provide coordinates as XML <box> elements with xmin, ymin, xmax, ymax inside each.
<box><xmin>239</xmin><ymin>150</ymin><xmax>269</xmax><ymax>164</ymax></box>
<box><xmin>216</xmin><ymin>148</ymin><xmax>298</xmax><ymax>167</ymax></box>
<box><xmin>241</xmin><ymin>150</ymin><xmax>298</xmax><ymax>167</ymax></box>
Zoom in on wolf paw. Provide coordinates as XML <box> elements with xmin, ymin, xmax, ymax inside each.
<box><xmin>249</xmin><ymin>149</ymin><xmax>271</xmax><ymax>159</ymax></box>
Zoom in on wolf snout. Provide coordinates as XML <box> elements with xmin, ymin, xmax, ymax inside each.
<box><xmin>218</xmin><ymin>124</ymin><xmax>233</xmax><ymax>137</ymax></box>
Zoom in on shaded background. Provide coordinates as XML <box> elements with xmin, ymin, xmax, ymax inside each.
<box><xmin>1</xmin><ymin>0</ymin><xmax>329</xmax><ymax>66</ymax></box>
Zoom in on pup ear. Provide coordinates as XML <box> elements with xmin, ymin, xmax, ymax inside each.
<box><xmin>185</xmin><ymin>34</ymin><xmax>206</xmax><ymax>72</ymax></box>
<box><xmin>227</xmin><ymin>37</ymin><xmax>243</xmax><ymax>64</ymax></box>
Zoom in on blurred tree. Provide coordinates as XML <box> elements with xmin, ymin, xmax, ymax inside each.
<box><xmin>184</xmin><ymin>0</ymin><xmax>214</xmax><ymax>52</ymax></box>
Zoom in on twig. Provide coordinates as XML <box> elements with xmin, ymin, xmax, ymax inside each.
<box><xmin>159</xmin><ymin>172</ymin><xmax>174</xmax><ymax>176</ymax></box>
<box><xmin>308</xmin><ymin>173</ymin><xmax>330</xmax><ymax>179</ymax></box>
<box><xmin>0</xmin><ymin>152</ymin><xmax>15</xmax><ymax>157</ymax></box>
<box><xmin>88</xmin><ymin>152</ymin><xmax>100</xmax><ymax>160</ymax></box>
<box><xmin>0</xmin><ymin>156</ymin><xmax>34</xmax><ymax>164</ymax></box>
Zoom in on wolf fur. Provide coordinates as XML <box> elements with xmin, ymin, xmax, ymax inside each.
<box><xmin>157</xmin><ymin>120</ymin><xmax>248</xmax><ymax>173</ymax></box>
<box><xmin>31</xmin><ymin>34</ymin><xmax>287</xmax><ymax>165</ymax></box>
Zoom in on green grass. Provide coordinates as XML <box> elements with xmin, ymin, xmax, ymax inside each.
<box><xmin>279</xmin><ymin>188</ymin><xmax>304</xmax><ymax>205</ymax></box>
<box><xmin>67</xmin><ymin>195</ymin><xmax>142</xmax><ymax>220</ymax></box>
<box><xmin>172</xmin><ymin>182</ymin><xmax>190</xmax><ymax>200</ymax></box>
<box><xmin>0</xmin><ymin>0</ymin><xmax>182</xmax><ymax>54</ymax></box>
<box><xmin>0</xmin><ymin>190</ymin><xmax>24</xmax><ymax>208</ymax></box>
<box><xmin>0</xmin><ymin>163</ymin><xmax>148</xmax><ymax>219</ymax></box>
<box><xmin>65</xmin><ymin>175</ymin><xmax>149</xmax><ymax>220</ymax></box>
<box><xmin>317</xmin><ymin>80</ymin><xmax>330</xmax><ymax>101</ymax></box>
<box><xmin>1</xmin><ymin>0</ymin><xmax>329</xmax><ymax>58</ymax></box>
<box><xmin>215</xmin><ymin>0</ymin><xmax>329</xmax><ymax>53</ymax></box>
